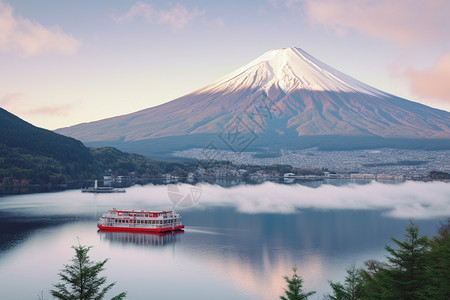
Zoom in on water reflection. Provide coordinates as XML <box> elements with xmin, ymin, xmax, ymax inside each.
<box><xmin>98</xmin><ymin>230</ymin><xmax>184</xmax><ymax>247</ymax></box>
<box><xmin>195</xmin><ymin>246</ymin><xmax>326</xmax><ymax>299</ymax></box>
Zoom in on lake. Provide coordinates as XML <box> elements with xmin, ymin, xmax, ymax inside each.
<box><xmin>0</xmin><ymin>181</ymin><xmax>449</xmax><ymax>299</ymax></box>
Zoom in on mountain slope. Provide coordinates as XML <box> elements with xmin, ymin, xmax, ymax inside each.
<box><xmin>0</xmin><ymin>107</ymin><xmax>98</xmax><ymax>185</ymax></box>
<box><xmin>56</xmin><ymin>47</ymin><xmax>450</xmax><ymax>154</ymax></box>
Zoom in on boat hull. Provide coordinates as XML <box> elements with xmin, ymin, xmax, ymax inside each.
<box><xmin>97</xmin><ymin>224</ymin><xmax>185</xmax><ymax>233</ymax></box>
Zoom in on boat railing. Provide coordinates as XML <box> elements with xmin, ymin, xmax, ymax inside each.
<box><xmin>102</xmin><ymin>214</ymin><xmax>181</xmax><ymax>221</ymax></box>
<box><xmin>102</xmin><ymin>214</ymin><xmax>181</xmax><ymax>224</ymax></box>
<box><xmin>100</xmin><ymin>221</ymin><xmax>183</xmax><ymax>228</ymax></box>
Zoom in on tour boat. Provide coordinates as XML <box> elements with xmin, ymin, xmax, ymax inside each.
<box><xmin>97</xmin><ymin>208</ymin><xmax>184</xmax><ymax>233</ymax></box>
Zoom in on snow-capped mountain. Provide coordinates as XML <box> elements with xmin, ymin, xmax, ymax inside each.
<box><xmin>56</xmin><ymin>47</ymin><xmax>450</xmax><ymax>155</ymax></box>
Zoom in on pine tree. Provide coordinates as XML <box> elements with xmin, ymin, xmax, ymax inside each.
<box><xmin>358</xmin><ymin>259</ymin><xmax>386</xmax><ymax>299</ymax></box>
<box><xmin>421</xmin><ymin>218</ymin><xmax>450</xmax><ymax>299</ymax></box>
<box><xmin>51</xmin><ymin>244</ymin><xmax>127</xmax><ymax>300</ymax></box>
<box><xmin>327</xmin><ymin>281</ymin><xmax>347</xmax><ymax>300</ymax></box>
<box><xmin>327</xmin><ymin>263</ymin><xmax>363</xmax><ymax>300</ymax></box>
<box><xmin>280</xmin><ymin>267</ymin><xmax>316</xmax><ymax>300</ymax></box>
<box><xmin>377</xmin><ymin>220</ymin><xmax>429</xmax><ymax>300</ymax></box>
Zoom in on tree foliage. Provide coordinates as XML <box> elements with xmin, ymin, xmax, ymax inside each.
<box><xmin>427</xmin><ymin>170</ymin><xmax>450</xmax><ymax>180</ymax></box>
<box><xmin>0</xmin><ymin>108</ymin><xmax>99</xmax><ymax>187</ymax></box>
<box><xmin>280</xmin><ymin>267</ymin><xmax>316</xmax><ymax>300</ymax></box>
<box><xmin>421</xmin><ymin>219</ymin><xmax>450</xmax><ymax>299</ymax></box>
<box><xmin>51</xmin><ymin>244</ymin><xmax>126</xmax><ymax>300</ymax></box>
<box><xmin>329</xmin><ymin>220</ymin><xmax>450</xmax><ymax>300</ymax></box>
<box><xmin>371</xmin><ymin>220</ymin><xmax>429</xmax><ymax>299</ymax></box>
<box><xmin>327</xmin><ymin>263</ymin><xmax>363</xmax><ymax>300</ymax></box>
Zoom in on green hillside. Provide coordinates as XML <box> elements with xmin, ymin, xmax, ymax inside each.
<box><xmin>0</xmin><ymin>107</ymin><xmax>99</xmax><ymax>186</ymax></box>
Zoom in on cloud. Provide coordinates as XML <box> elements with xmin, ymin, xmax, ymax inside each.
<box><xmin>0</xmin><ymin>93</ymin><xmax>75</xmax><ymax>117</ymax></box>
<box><xmin>0</xmin><ymin>1</ymin><xmax>80</xmax><ymax>57</ymax></box>
<box><xmin>301</xmin><ymin>0</ymin><xmax>450</xmax><ymax>45</ymax></box>
<box><xmin>267</xmin><ymin>0</ymin><xmax>302</xmax><ymax>9</ymax></box>
<box><xmin>114</xmin><ymin>181</ymin><xmax>450</xmax><ymax>220</ymax></box>
<box><xmin>113</xmin><ymin>2</ymin><xmax>205</xmax><ymax>31</ymax></box>
<box><xmin>26</xmin><ymin>103</ymin><xmax>75</xmax><ymax>116</ymax></box>
<box><xmin>178</xmin><ymin>181</ymin><xmax>450</xmax><ymax>219</ymax></box>
<box><xmin>0</xmin><ymin>92</ymin><xmax>25</xmax><ymax>106</ymax></box>
<box><xmin>7</xmin><ymin>181</ymin><xmax>448</xmax><ymax>221</ymax></box>
<box><xmin>405</xmin><ymin>52</ymin><xmax>450</xmax><ymax>104</ymax></box>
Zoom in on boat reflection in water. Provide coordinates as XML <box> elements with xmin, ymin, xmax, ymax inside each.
<box><xmin>98</xmin><ymin>230</ymin><xmax>184</xmax><ymax>247</ymax></box>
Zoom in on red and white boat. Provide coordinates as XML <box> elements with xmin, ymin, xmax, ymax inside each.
<box><xmin>97</xmin><ymin>208</ymin><xmax>184</xmax><ymax>233</ymax></box>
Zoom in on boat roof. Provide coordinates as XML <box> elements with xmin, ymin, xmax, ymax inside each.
<box><xmin>108</xmin><ymin>209</ymin><xmax>173</xmax><ymax>214</ymax></box>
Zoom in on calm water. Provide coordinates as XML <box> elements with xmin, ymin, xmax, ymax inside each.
<box><xmin>0</xmin><ymin>182</ymin><xmax>449</xmax><ymax>299</ymax></box>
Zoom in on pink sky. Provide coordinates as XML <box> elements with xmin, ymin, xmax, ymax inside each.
<box><xmin>0</xmin><ymin>0</ymin><xmax>449</xmax><ymax>130</ymax></box>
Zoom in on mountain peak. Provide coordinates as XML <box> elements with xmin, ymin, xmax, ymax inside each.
<box><xmin>199</xmin><ymin>47</ymin><xmax>384</xmax><ymax>96</ymax></box>
<box><xmin>56</xmin><ymin>47</ymin><xmax>450</xmax><ymax>154</ymax></box>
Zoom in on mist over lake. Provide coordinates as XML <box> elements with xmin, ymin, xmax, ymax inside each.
<box><xmin>0</xmin><ymin>181</ymin><xmax>448</xmax><ymax>299</ymax></box>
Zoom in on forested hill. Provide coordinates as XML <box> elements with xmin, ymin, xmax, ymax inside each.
<box><xmin>0</xmin><ymin>107</ymin><xmax>99</xmax><ymax>185</ymax></box>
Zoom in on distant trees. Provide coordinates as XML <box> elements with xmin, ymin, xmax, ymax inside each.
<box><xmin>291</xmin><ymin>168</ymin><xmax>324</xmax><ymax>176</ymax></box>
<box><xmin>280</xmin><ymin>267</ymin><xmax>316</xmax><ymax>300</ymax></box>
<box><xmin>0</xmin><ymin>108</ymin><xmax>99</xmax><ymax>187</ymax></box>
<box><xmin>428</xmin><ymin>170</ymin><xmax>450</xmax><ymax>180</ymax></box>
<box><xmin>51</xmin><ymin>244</ymin><xmax>126</xmax><ymax>300</ymax></box>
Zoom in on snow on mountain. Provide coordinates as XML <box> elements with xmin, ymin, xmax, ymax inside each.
<box><xmin>199</xmin><ymin>47</ymin><xmax>384</xmax><ymax>96</ymax></box>
<box><xmin>56</xmin><ymin>47</ymin><xmax>450</xmax><ymax>154</ymax></box>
